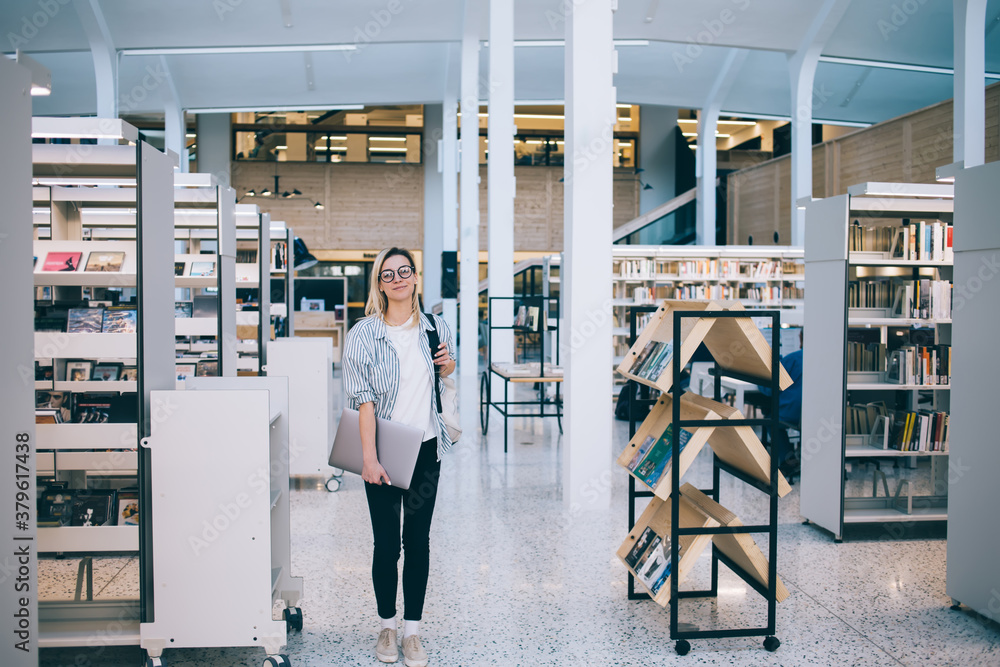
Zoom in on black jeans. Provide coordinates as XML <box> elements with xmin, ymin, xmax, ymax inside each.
<box><xmin>364</xmin><ymin>438</ymin><xmax>441</xmax><ymax>621</ymax></box>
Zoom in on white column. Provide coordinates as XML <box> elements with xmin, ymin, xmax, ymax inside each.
<box><xmin>459</xmin><ymin>0</ymin><xmax>481</xmax><ymax>387</ymax></box>
<box><xmin>161</xmin><ymin>56</ymin><xmax>187</xmax><ymax>172</ymax></box>
<box><xmin>196</xmin><ymin>113</ymin><xmax>232</xmax><ymax>187</ymax></box>
<box><xmin>563</xmin><ymin>0</ymin><xmax>615</xmax><ymax>509</ymax></box>
<box><xmin>488</xmin><ymin>0</ymin><xmax>515</xmax><ymax>370</ymax></box>
<box><xmin>74</xmin><ymin>0</ymin><xmax>117</xmax><ymax>120</ymax></box>
<box><xmin>954</xmin><ymin>0</ymin><xmax>988</xmax><ymax>168</ymax></box>
<box><xmin>164</xmin><ymin>102</ymin><xmax>187</xmax><ymax>173</ymax></box>
<box><xmin>788</xmin><ymin>0</ymin><xmax>853</xmax><ymax>246</ymax></box>
<box><xmin>442</xmin><ymin>75</ymin><xmax>460</xmax><ymax>339</ymax></box>
<box><xmin>423</xmin><ymin>103</ymin><xmax>444</xmax><ymax>314</ymax></box>
<box><xmin>695</xmin><ymin>108</ymin><xmax>720</xmax><ymax>246</ymax></box>
<box><xmin>695</xmin><ymin>49</ymin><xmax>746</xmax><ymax>246</ymax></box>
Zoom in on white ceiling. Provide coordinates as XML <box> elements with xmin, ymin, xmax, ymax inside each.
<box><xmin>3</xmin><ymin>0</ymin><xmax>998</xmax><ymax>124</ymax></box>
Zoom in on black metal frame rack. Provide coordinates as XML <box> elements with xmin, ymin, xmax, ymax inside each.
<box><xmin>480</xmin><ymin>295</ymin><xmax>563</xmax><ymax>452</ymax></box>
<box><xmin>626</xmin><ymin>306</ymin><xmax>784</xmax><ymax>655</ymax></box>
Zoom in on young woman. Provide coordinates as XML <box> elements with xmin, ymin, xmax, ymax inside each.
<box><xmin>343</xmin><ymin>247</ymin><xmax>456</xmax><ymax>667</ymax></box>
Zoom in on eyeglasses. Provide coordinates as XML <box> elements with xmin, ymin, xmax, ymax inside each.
<box><xmin>379</xmin><ymin>265</ymin><xmax>415</xmax><ymax>283</ymax></box>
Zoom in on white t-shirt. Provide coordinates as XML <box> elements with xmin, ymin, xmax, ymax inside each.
<box><xmin>385</xmin><ymin>321</ymin><xmax>435</xmax><ymax>440</ymax></box>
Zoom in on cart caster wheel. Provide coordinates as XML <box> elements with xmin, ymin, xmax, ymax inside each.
<box><xmin>264</xmin><ymin>655</ymin><xmax>291</xmax><ymax>667</ymax></box>
<box><xmin>950</xmin><ymin>603</ymin><xmax>962</xmax><ymax>611</ymax></box>
<box><xmin>763</xmin><ymin>636</ymin><xmax>781</xmax><ymax>652</ymax></box>
<box><xmin>674</xmin><ymin>640</ymin><xmax>690</xmax><ymax>656</ymax></box>
<box><xmin>145</xmin><ymin>657</ymin><xmax>165</xmax><ymax>667</ymax></box>
<box><xmin>325</xmin><ymin>477</ymin><xmax>340</xmax><ymax>492</ymax></box>
<box><xmin>283</xmin><ymin>606</ymin><xmax>303</xmax><ymax>632</ymax></box>
<box><xmin>330</xmin><ymin>467</ymin><xmax>344</xmax><ymax>477</ymax></box>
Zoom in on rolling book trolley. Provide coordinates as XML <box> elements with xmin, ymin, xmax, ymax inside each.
<box><xmin>616</xmin><ymin>300</ymin><xmax>792</xmax><ymax>655</ymax></box>
<box><xmin>480</xmin><ymin>295</ymin><xmax>563</xmax><ymax>451</ymax></box>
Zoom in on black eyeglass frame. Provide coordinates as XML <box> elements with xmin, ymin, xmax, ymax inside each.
<box><xmin>379</xmin><ymin>265</ymin><xmax>415</xmax><ymax>283</ymax></box>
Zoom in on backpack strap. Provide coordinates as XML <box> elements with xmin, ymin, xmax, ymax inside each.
<box><xmin>424</xmin><ymin>313</ymin><xmax>443</xmax><ymax>413</ymax></box>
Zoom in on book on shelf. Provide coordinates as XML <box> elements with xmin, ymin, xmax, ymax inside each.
<box><xmin>41</xmin><ymin>251</ymin><xmax>82</xmax><ymax>272</ymax></box>
<box><xmin>888</xmin><ymin>220</ymin><xmax>953</xmax><ymax>262</ymax></box>
<box><xmin>630</xmin><ymin>424</ymin><xmax>694</xmax><ymax>488</ymax></box>
<box><xmin>236</xmin><ymin>248</ymin><xmax>258</xmax><ymax>264</ymax></box>
<box><xmin>66</xmin><ymin>307</ymin><xmax>104</xmax><ymax>333</ymax></box>
<box><xmin>38</xmin><ymin>489</ymin><xmax>74</xmax><ymax>527</ymax></box>
<box><xmin>617</xmin><ymin>258</ymin><xmax>655</xmax><ymax>279</ymax></box>
<box><xmin>846</xmin><ymin>401</ymin><xmax>890</xmax><ymax>436</ymax></box>
<box><xmin>846</xmin><ymin>340</ymin><xmax>885</xmax><ymax>373</ymax></box>
<box><xmin>615</xmin><ymin>484</ymin><xmax>720</xmax><ymax>605</ymax></box>
<box><xmin>83</xmin><ymin>251</ymin><xmax>125</xmax><ymax>272</ymax></box>
<box><xmin>631</xmin><ymin>340</ymin><xmax>674</xmax><ymax>381</ymax></box>
<box><xmin>885</xmin><ymin>344</ymin><xmax>950</xmax><ymax>385</ymax></box>
<box><xmin>892</xmin><ymin>410</ymin><xmax>950</xmax><ymax>452</ymax></box>
<box><xmin>69</xmin><ymin>490</ymin><xmax>117</xmax><ymax>527</ymax></box>
<box><xmin>513</xmin><ymin>305</ymin><xmax>528</xmax><ymax>327</ymax></box>
<box><xmin>271</xmin><ymin>241</ymin><xmax>287</xmax><ymax>271</ymax></box>
<box><xmin>102</xmin><ymin>306</ymin><xmax>137</xmax><ymax>333</ymax></box>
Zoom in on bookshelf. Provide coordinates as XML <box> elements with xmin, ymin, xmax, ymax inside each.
<box><xmin>611</xmin><ymin>246</ymin><xmax>803</xmax><ymax>388</ymax></box>
<box><xmin>27</xmin><ymin>118</ymin><xmax>176</xmax><ymax>649</ymax></box>
<box><xmin>617</xmin><ymin>300</ymin><xmax>789</xmax><ymax>654</ymax></box>
<box><xmin>946</xmin><ymin>161</ymin><xmax>1000</xmax><ymax>621</ymax></box>
<box><xmin>801</xmin><ymin>183</ymin><xmax>954</xmax><ymax>541</ymax></box>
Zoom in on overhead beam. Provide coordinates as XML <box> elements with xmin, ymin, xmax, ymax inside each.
<box><xmin>73</xmin><ymin>0</ymin><xmax>117</xmax><ymax>120</ymax></box>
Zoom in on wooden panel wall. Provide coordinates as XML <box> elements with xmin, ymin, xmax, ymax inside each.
<box><xmin>234</xmin><ymin>161</ymin><xmax>640</xmax><ymax>252</ymax></box>
<box><xmin>727</xmin><ymin>82</ymin><xmax>1000</xmax><ymax>245</ymax></box>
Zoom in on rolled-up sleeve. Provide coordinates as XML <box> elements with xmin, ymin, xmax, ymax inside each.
<box><xmin>343</xmin><ymin>325</ymin><xmax>376</xmax><ymax>407</ymax></box>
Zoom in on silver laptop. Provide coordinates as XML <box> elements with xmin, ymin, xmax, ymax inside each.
<box><xmin>329</xmin><ymin>408</ymin><xmax>424</xmax><ymax>490</ymax></box>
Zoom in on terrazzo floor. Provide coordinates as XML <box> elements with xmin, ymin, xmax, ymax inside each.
<box><xmin>39</xmin><ymin>377</ymin><xmax>999</xmax><ymax>666</ymax></box>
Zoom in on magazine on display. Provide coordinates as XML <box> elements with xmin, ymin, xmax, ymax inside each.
<box><xmin>42</xmin><ymin>251</ymin><xmax>82</xmax><ymax>272</ymax></box>
<box><xmin>84</xmin><ymin>251</ymin><xmax>125</xmax><ymax>272</ymax></box>
<box><xmin>66</xmin><ymin>308</ymin><xmax>105</xmax><ymax>333</ymax></box>
<box><xmin>102</xmin><ymin>307</ymin><xmax>138</xmax><ymax>333</ymax></box>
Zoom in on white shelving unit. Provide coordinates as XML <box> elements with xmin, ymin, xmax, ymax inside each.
<box><xmin>141</xmin><ymin>376</ymin><xmax>302</xmax><ymax>664</ymax></box>
<box><xmin>947</xmin><ymin>160</ymin><xmax>1000</xmax><ymax>620</ymax></box>
<box><xmin>28</xmin><ymin>118</ymin><xmax>176</xmax><ymax>650</ymax></box>
<box><xmin>265</xmin><ymin>338</ymin><xmax>337</xmax><ymax>487</ymax></box>
<box><xmin>801</xmin><ymin>182</ymin><xmax>953</xmax><ymax>541</ymax></box>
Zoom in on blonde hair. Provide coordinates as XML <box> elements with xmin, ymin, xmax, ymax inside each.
<box><xmin>366</xmin><ymin>247</ymin><xmax>420</xmax><ymax>325</ymax></box>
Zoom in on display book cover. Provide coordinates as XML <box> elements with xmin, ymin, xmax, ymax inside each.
<box><xmin>625</xmin><ymin>424</ymin><xmax>693</xmax><ymax>488</ymax></box>
<box><xmin>41</xmin><ymin>251</ymin><xmax>82</xmax><ymax>272</ymax></box>
<box><xmin>66</xmin><ymin>307</ymin><xmax>104</xmax><ymax>333</ymax></box>
<box><xmin>101</xmin><ymin>306</ymin><xmax>137</xmax><ymax>333</ymax></box>
<box><xmin>623</xmin><ymin>525</ymin><xmax>673</xmax><ymax>596</ymax></box>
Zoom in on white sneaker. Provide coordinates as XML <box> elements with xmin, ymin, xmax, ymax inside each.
<box><xmin>401</xmin><ymin>634</ymin><xmax>428</xmax><ymax>667</ymax></box>
<box><xmin>375</xmin><ymin>628</ymin><xmax>398</xmax><ymax>663</ymax></box>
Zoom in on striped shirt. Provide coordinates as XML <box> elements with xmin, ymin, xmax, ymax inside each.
<box><xmin>343</xmin><ymin>312</ymin><xmax>456</xmax><ymax>460</ymax></box>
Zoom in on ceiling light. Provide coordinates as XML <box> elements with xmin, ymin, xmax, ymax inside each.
<box><xmin>185</xmin><ymin>133</ymin><xmax>196</xmax><ymax>138</ymax></box>
<box><xmin>121</xmin><ymin>44</ymin><xmax>357</xmax><ymax>56</ymax></box>
<box><xmin>275</xmin><ymin>145</ymin><xmax>288</xmax><ymax>150</ymax></box>
<box><xmin>369</xmin><ymin>136</ymin><xmax>407</xmax><ymax>142</ymax></box>
<box><xmin>280</xmin><ymin>191</ymin><xmax>292</xmax><ymax>198</ymax></box>
<box><xmin>246</xmin><ymin>189</ymin><xmax>256</xmax><ymax>197</ymax></box>
<box><xmin>314</xmin><ymin>201</ymin><xmax>325</xmax><ymax>210</ymax></box>
<box><xmin>616</xmin><ymin>104</ymin><xmax>632</xmax><ymax>109</ymax></box>
<box><xmin>319</xmin><ymin>135</ymin><xmax>348</xmax><ymax>140</ymax></box>
<box><xmin>292</xmin><ymin>189</ymin><xmax>302</xmax><ymax>196</ymax></box>
<box><xmin>368</xmin><ymin>147</ymin><xmax>408</xmax><ymax>152</ymax></box>
<box><xmin>260</xmin><ymin>187</ymin><xmax>272</xmax><ymax>196</ymax></box>
<box><xmin>716</xmin><ymin>133</ymin><xmax>730</xmax><ymax>138</ymax></box>
<box><xmin>819</xmin><ymin>55</ymin><xmax>1000</xmax><ymax>80</ymax></box>
<box><xmin>682</xmin><ymin>132</ymin><xmax>697</xmax><ymax>137</ymax></box>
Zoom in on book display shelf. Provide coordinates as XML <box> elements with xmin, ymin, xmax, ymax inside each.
<box><xmin>269</xmin><ymin>223</ymin><xmax>295</xmax><ymax>337</ymax></box>
<box><xmin>611</xmin><ymin>246</ymin><xmax>804</xmax><ymax>390</ymax></box>
<box><xmin>801</xmin><ymin>182</ymin><xmax>954</xmax><ymax>541</ymax></box>
<box><xmin>173</xmin><ymin>174</ymin><xmax>240</xmax><ymax>379</ymax></box>
<box><xmin>946</xmin><ymin>161</ymin><xmax>1000</xmax><ymax>620</ymax></box>
<box><xmin>617</xmin><ymin>299</ymin><xmax>791</xmax><ymax>655</ymax></box>
<box><xmin>28</xmin><ymin>118</ymin><xmax>176</xmax><ymax>649</ymax></box>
